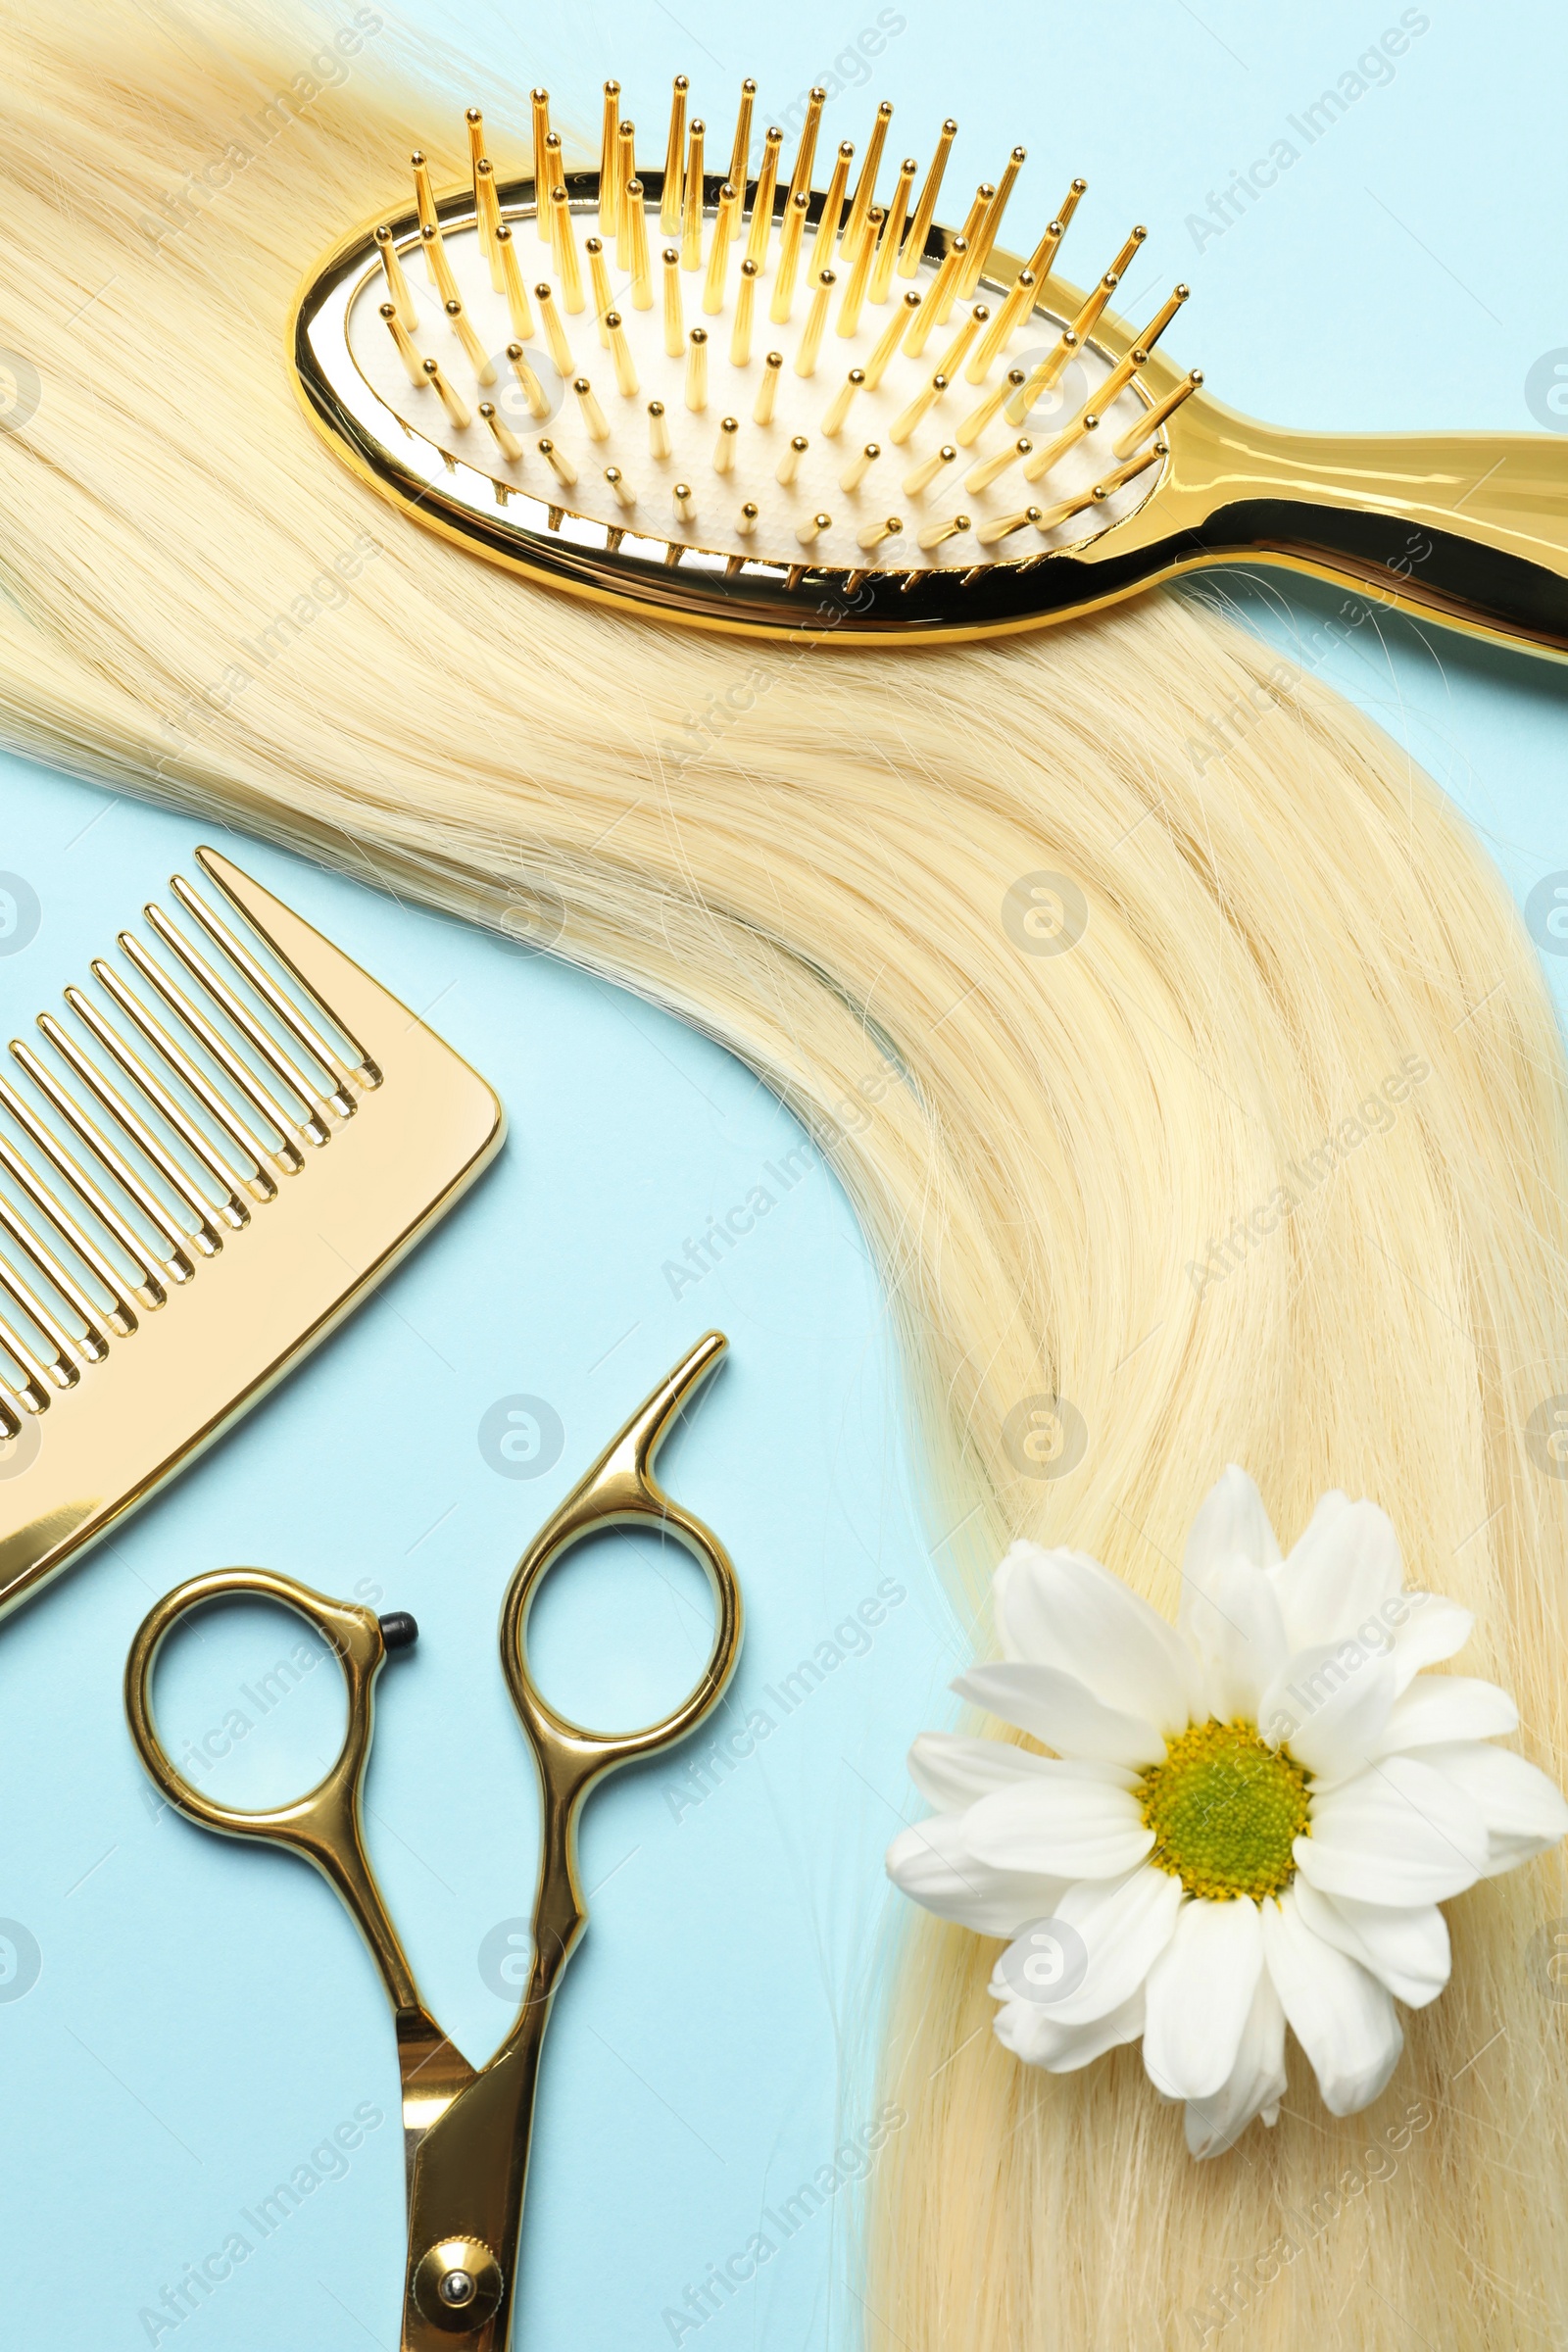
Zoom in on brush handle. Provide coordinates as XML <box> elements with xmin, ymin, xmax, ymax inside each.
<box><xmin>1170</xmin><ymin>407</ymin><xmax>1568</xmax><ymax>658</ymax></box>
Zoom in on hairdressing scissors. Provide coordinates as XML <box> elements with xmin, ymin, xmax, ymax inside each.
<box><xmin>124</xmin><ymin>1332</ymin><xmax>741</xmax><ymax>2350</ymax></box>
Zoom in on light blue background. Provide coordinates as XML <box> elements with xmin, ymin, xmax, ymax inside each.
<box><xmin>2</xmin><ymin>4</ymin><xmax>1566</xmax><ymax>2348</ymax></box>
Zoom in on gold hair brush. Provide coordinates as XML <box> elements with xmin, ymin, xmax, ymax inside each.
<box><xmin>292</xmin><ymin>78</ymin><xmax>1568</xmax><ymax>659</ymax></box>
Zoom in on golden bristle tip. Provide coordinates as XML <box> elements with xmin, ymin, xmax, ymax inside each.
<box><xmin>302</xmin><ymin>85</ymin><xmax>1200</xmax><ymax>631</ymax></box>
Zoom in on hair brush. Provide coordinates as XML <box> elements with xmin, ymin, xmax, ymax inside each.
<box><xmin>291</xmin><ymin>76</ymin><xmax>1568</xmax><ymax>658</ymax></box>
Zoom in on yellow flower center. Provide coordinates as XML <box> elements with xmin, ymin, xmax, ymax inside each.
<box><xmin>1138</xmin><ymin>1718</ymin><xmax>1311</xmax><ymax>1901</ymax></box>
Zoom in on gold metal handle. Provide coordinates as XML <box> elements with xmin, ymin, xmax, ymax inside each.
<box><xmin>400</xmin><ymin>1334</ymin><xmax>743</xmax><ymax>2350</ymax></box>
<box><xmin>123</xmin><ymin>1566</ymin><xmax>424</xmax><ymax>2017</ymax></box>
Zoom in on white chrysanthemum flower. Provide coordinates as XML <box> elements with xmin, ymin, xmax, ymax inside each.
<box><xmin>887</xmin><ymin>1468</ymin><xmax>1568</xmax><ymax>2158</ymax></box>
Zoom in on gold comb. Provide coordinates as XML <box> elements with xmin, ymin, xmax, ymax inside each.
<box><xmin>293</xmin><ymin>81</ymin><xmax>1568</xmax><ymax>659</ymax></box>
<box><xmin>0</xmin><ymin>848</ymin><xmax>503</xmax><ymax>1618</ymax></box>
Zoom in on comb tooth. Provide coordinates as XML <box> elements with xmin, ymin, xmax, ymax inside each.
<box><xmin>118</xmin><ymin>934</ymin><xmax>308</xmax><ymax>1167</ymax></box>
<box><xmin>418</xmin><ymin>223</ymin><xmax>460</xmax><ymax>310</ymax></box>
<box><xmin>531</xmin><ymin>89</ymin><xmax>553</xmax><ymax>241</ymax></box>
<box><xmin>672</xmin><ymin>483</ymin><xmax>696</xmax><ymax>524</ymax></box>
<box><xmin>1008</xmin><ymin>329</ymin><xmax>1079</xmax><ymax>421</ymax></box>
<box><xmin>821</xmin><ymin>367</ymin><xmax>866</xmax><ymax>438</ymax></box>
<box><xmin>871</xmin><ymin>164</ymin><xmax>915</xmax><ymax>304</ymax></box>
<box><xmin>968</xmin><ymin>433</ymin><xmax>1034</xmax><ymax>493</ymax></box>
<box><xmin>662</xmin><ymin>246</ymin><xmax>685</xmax><ymax>356</ymax></box>
<box><xmin>572</xmin><ymin>376</ymin><xmax>611</xmax><ymax>440</ymax></box>
<box><xmin>584</xmin><ymin>237</ymin><xmax>612</xmax><ymax>345</ymax></box>
<box><xmin>16</xmin><ymin>1037</ymin><xmax>201</xmax><ymax>1273</ymax></box>
<box><xmin>545</xmin><ymin>131</ymin><xmax>567</xmax><ymax>219</ymax></box>
<box><xmin>380</xmin><ymin>303</ymin><xmax>426</xmax><ymax>389</ymax></box>
<box><xmin>480</xmin><ymin>402</ymin><xmax>523</xmax><ymax>461</ymax></box>
<box><xmin>604</xmin><ymin>465</ymin><xmax>636</xmax><ymax>509</ymax></box>
<box><xmin>0</xmin><ymin>1289</ymin><xmax>61</xmax><ymax>1406</ymax></box>
<box><xmin>1026</xmin><ymin>177</ymin><xmax>1089</xmax><ymax>292</ymax></box>
<box><xmin>745</xmin><ymin>127</ymin><xmax>783</xmax><ymax>270</ymax></box>
<box><xmin>661</xmin><ymin>75</ymin><xmax>689</xmax><ymax>236</ymax></box>
<box><xmin>0</xmin><ymin>1108</ymin><xmax>139</xmax><ymax>1333</ymax></box>
<box><xmin>728</xmin><ymin>80</ymin><xmax>757</xmax><ymax>192</ymax></box>
<box><xmin>598</xmin><ymin>82</ymin><xmax>622</xmax><ymax>238</ymax></box>
<box><xmin>703</xmin><ymin>184</ymin><xmax>740</xmax><ymax>313</ymax></box>
<box><xmin>736</xmin><ymin>501</ymin><xmax>760</xmax><ymax>536</ymax></box>
<box><xmin>0</xmin><ymin>1203</ymin><xmax>94</xmax><ymax>1382</ymax></box>
<box><xmin>374</xmin><ymin>226</ymin><xmax>417</xmax><ymax>331</ymax></box>
<box><xmin>93</xmin><ymin>957</ymin><xmax>277</xmax><ymax>1199</ymax></box>
<box><xmin>55</xmin><ymin>996</ymin><xmax>238</xmax><ymax>1243</ymax></box>
<box><xmin>856</xmin><ymin>514</ymin><xmax>904</xmax><ymax>554</ymax></box>
<box><xmin>648</xmin><ymin>399</ymin><xmax>671</xmax><ymax>457</ymax></box>
<box><xmin>976</xmin><ymin>502</ymin><xmax>1043</xmax><ymax>547</ymax></box>
<box><xmin>819</xmin><ymin>143</ymin><xmax>856</xmax><ymax>255</ymax></box>
<box><xmin>864</xmin><ymin>292</ymin><xmax>921</xmax><ymax>389</ymax></box>
<box><xmin>785</xmin><ymin>88</ymin><xmax>826</xmax><ymax>213</ymax></box>
<box><xmin>685</xmin><ymin>327</ymin><xmax>710</xmax><ymax>412</ymax></box>
<box><xmin>956</xmin><ymin>364</ymin><xmax>1028</xmax><ymax>448</ymax></box>
<box><xmin>965</xmin><ymin>147</ymin><xmax>1027</xmax><ymax>292</ymax></box>
<box><xmin>966</xmin><ymin>270</ymin><xmax>1037</xmax><ymax>382</ymax></box>
<box><xmin>1114</xmin><ymin>369</ymin><xmax>1201</xmax><ymax>460</ymax></box>
<box><xmin>903</xmin><ymin>440</ymin><xmax>957</xmax><ymax>498</ymax></box>
<box><xmin>169</xmin><ymin>868</ymin><xmax>371</xmax><ymax>1092</ymax></box>
<box><xmin>0</xmin><ymin>1068</ymin><xmax>170</xmax><ymax>1306</ymax></box>
<box><xmin>1034</xmin><ymin>440</ymin><xmax>1164</xmax><ymax>533</ymax></box>
<box><xmin>1107</xmin><ymin>223</ymin><xmax>1149</xmax><ymax>284</ymax></box>
<box><xmin>412</xmin><ymin>152</ymin><xmax>438</xmax><ymax>247</ymax></box>
<box><xmin>549</xmin><ymin>186</ymin><xmax>585</xmax><ymax>312</ymax></box>
<box><xmin>775</xmin><ymin>433</ymin><xmax>808</xmax><ymax>486</ymax></box>
<box><xmin>1093</xmin><ymin>284</ymin><xmax>1190</xmax><ymax>409</ymax></box>
<box><xmin>535</xmin><ymin>283</ymin><xmax>574</xmax><ymax>376</ymax></box>
<box><xmin>794</xmin><ymin>270</ymin><xmax>835</xmax><ymax>376</ymax></box>
<box><xmin>906</xmin><ymin>241</ymin><xmax>966</xmax><ymax>355</ymax></box>
<box><xmin>465</xmin><ymin>104</ymin><xmax>485</xmax><ymax>181</ymax></box>
<box><xmin>796</xmin><ymin>511</ymin><xmax>831</xmax><ymax>548</ymax></box>
<box><xmin>730</xmin><ymin>259</ymin><xmax>759</xmax><ymax>366</ymax></box>
<box><xmin>605</xmin><ymin>313</ymin><xmax>639</xmax><ymax>398</ymax></box>
<box><xmin>933</xmin><ymin>303</ymin><xmax>987</xmax><ymax>384</ymax></box>
<box><xmin>712</xmin><ymin>416</ymin><xmax>740</xmax><ymax>474</ymax></box>
<box><xmin>0</xmin><ymin>1181</ymin><xmax>113</xmax><ymax>1360</ymax></box>
<box><xmin>474</xmin><ymin>160</ymin><xmax>504</xmax><ymax>292</ymax></box>
<box><xmin>839</xmin><ymin>439</ymin><xmax>880</xmax><ymax>493</ymax></box>
<box><xmin>538</xmin><ymin>436</ymin><xmax>576</xmax><ymax>487</ymax></box>
<box><xmin>615</xmin><ymin>122</ymin><xmax>638</xmax><ymax>270</ymax></box>
<box><xmin>445</xmin><ymin>298</ymin><xmax>495</xmax><ymax>384</ymax></box>
<box><xmin>753</xmin><ymin>351</ymin><xmax>783</xmax><ymax>424</ymax></box>
<box><xmin>837</xmin><ymin>210</ymin><xmax>880</xmax><ymax>337</ymax></box>
<box><xmin>769</xmin><ymin>193</ymin><xmax>810</xmax><ymax>324</ymax></box>
<box><xmin>680</xmin><ymin>122</ymin><xmax>705</xmax><ymax>270</ymax></box>
<box><xmin>900</xmin><ymin>118</ymin><xmax>956</xmax><ymax>277</ymax></box>
<box><xmin>888</xmin><ymin>369</ymin><xmax>950</xmax><ymax>446</ymax></box>
<box><xmin>625</xmin><ymin>182</ymin><xmax>654</xmax><ymax>309</ymax></box>
<box><xmin>842</xmin><ymin>102</ymin><xmax>893</xmax><ymax>264</ymax></box>
<box><xmin>144</xmin><ymin>903</ymin><xmax>341</xmax><ymax>1138</ymax></box>
<box><xmin>1023</xmin><ymin>410</ymin><xmax>1098</xmax><ymax>484</ymax></box>
<box><xmin>507</xmin><ymin>344</ymin><xmax>550</xmax><ymax>417</ymax></box>
<box><xmin>495</xmin><ymin>227</ymin><xmax>536</xmax><ymax>342</ymax></box>
<box><xmin>423</xmin><ymin>357</ymin><xmax>470</xmax><ymax>428</ymax></box>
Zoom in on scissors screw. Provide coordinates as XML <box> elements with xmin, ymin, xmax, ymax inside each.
<box><xmin>413</xmin><ymin>2236</ymin><xmax>504</xmax><ymax>2330</ymax></box>
<box><xmin>378</xmin><ymin>1610</ymin><xmax>419</xmax><ymax>1652</ymax></box>
<box><xmin>440</xmin><ymin>2271</ymin><xmax>476</xmax><ymax>2307</ymax></box>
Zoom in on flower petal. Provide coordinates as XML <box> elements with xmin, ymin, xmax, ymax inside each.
<box><xmin>1417</xmin><ymin>1740</ymin><xmax>1568</xmax><ymax>1878</ymax></box>
<box><xmin>886</xmin><ymin>1810</ymin><xmax>1066</xmax><ymax>1936</ymax></box>
<box><xmin>1261</xmin><ymin>1886</ymin><xmax>1403</xmax><ymax>2116</ymax></box>
<box><xmin>1295</xmin><ymin>1754</ymin><xmax>1489</xmax><ymax>1904</ymax></box>
<box><xmin>953</xmin><ymin>1662</ymin><xmax>1165</xmax><ymax>1769</ymax></box>
<box><xmin>1143</xmin><ymin>1897</ymin><xmax>1264</xmax><ymax>2101</ymax></box>
<box><xmin>1182</xmin><ymin>1554</ymin><xmax>1291</xmax><ymax>1721</ymax></box>
<box><xmin>1184</xmin><ymin>1967</ymin><xmax>1287</xmax><ymax>2158</ymax></box>
<box><xmin>906</xmin><ymin>1731</ymin><xmax>1062</xmax><ymax>1813</ymax></box>
<box><xmin>993</xmin><ymin>1543</ymin><xmax>1196</xmax><ymax>1732</ymax></box>
<box><xmin>1258</xmin><ymin>1644</ymin><xmax>1396</xmax><ymax>1784</ymax></box>
<box><xmin>1375</xmin><ymin>1675</ymin><xmax>1518</xmax><ymax>1754</ymax></box>
<box><xmin>1291</xmin><ymin>1877</ymin><xmax>1450</xmax><ymax>2008</ymax></box>
<box><xmin>1389</xmin><ymin>1593</ymin><xmax>1473</xmax><ymax>1691</ymax></box>
<box><xmin>966</xmin><ymin>1763</ymin><xmax>1152</xmax><ymax>1882</ymax></box>
<box><xmin>1181</xmin><ymin>1465</ymin><xmax>1283</xmax><ymax>1581</ymax></box>
<box><xmin>993</xmin><ymin>1985</ymin><xmax>1146</xmax><ymax>2073</ymax></box>
<box><xmin>1034</xmin><ymin>1864</ymin><xmax>1184</xmax><ymax>2025</ymax></box>
<box><xmin>1273</xmin><ymin>1494</ymin><xmax>1401</xmax><ymax>1650</ymax></box>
